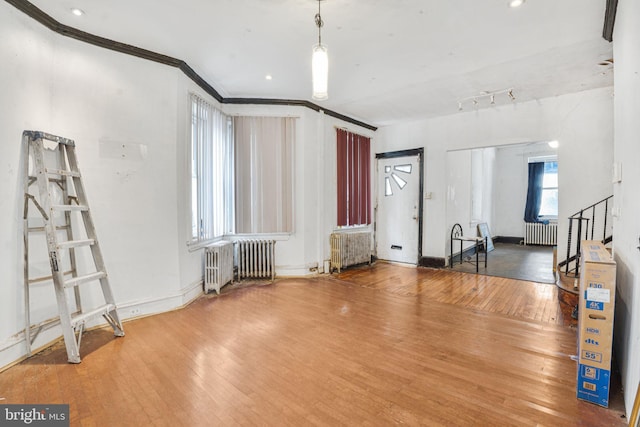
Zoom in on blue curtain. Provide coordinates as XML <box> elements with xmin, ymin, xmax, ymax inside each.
<box><xmin>524</xmin><ymin>162</ymin><xmax>545</xmax><ymax>223</ymax></box>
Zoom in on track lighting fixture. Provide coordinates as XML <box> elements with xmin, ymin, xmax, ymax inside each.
<box><xmin>457</xmin><ymin>88</ymin><xmax>515</xmax><ymax>111</ymax></box>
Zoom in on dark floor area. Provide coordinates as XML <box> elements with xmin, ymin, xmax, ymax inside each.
<box><xmin>450</xmin><ymin>242</ymin><xmax>555</xmax><ymax>283</ymax></box>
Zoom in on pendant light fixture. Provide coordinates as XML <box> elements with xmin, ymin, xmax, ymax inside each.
<box><xmin>312</xmin><ymin>0</ymin><xmax>328</xmax><ymax>100</ymax></box>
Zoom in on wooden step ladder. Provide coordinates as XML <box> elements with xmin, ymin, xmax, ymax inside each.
<box><xmin>22</xmin><ymin>130</ymin><xmax>124</xmax><ymax>363</ymax></box>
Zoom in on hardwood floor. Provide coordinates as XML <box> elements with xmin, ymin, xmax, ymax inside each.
<box><xmin>0</xmin><ymin>263</ymin><xmax>625</xmax><ymax>426</ymax></box>
<box><xmin>336</xmin><ymin>262</ymin><xmax>567</xmax><ymax>325</ymax></box>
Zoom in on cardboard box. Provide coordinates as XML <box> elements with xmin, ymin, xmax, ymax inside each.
<box><xmin>576</xmin><ymin>241</ymin><xmax>616</xmax><ymax>407</ymax></box>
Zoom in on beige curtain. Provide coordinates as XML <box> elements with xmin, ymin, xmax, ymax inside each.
<box><xmin>233</xmin><ymin>117</ymin><xmax>295</xmax><ymax>233</ymax></box>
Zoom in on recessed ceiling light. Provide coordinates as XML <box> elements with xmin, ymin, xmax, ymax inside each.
<box><xmin>548</xmin><ymin>140</ymin><xmax>559</xmax><ymax>148</ymax></box>
<box><xmin>265</xmin><ymin>75</ymin><xmax>273</xmax><ymax>81</ymax></box>
<box><xmin>509</xmin><ymin>0</ymin><xmax>525</xmax><ymax>8</ymax></box>
<box><xmin>71</xmin><ymin>8</ymin><xmax>84</xmax><ymax>16</ymax></box>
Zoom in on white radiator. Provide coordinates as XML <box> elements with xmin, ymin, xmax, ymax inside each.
<box><xmin>204</xmin><ymin>241</ymin><xmax>234</xmax><ymax>294</ymax></box>
<box><xmin>330</xmin><ymin>231</ymin><xmax>372</xmax><ymax>273</ymax></box>
<box><xmin>237</xmin><ymin>239</ymin><xmax>276</xmax><ymax>281</ymax></box>
<box><xmin>524</xmin><ymin>222</ymin><xmax>558</xmax><ymax>246</ymax></box>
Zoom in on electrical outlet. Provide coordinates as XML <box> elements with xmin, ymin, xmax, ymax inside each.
<box><xmin>130</xmin><ymin>308</ymin><xmax>141</xmax><ymax>316</ymax></box>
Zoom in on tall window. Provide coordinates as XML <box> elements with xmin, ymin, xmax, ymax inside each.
<box><xmin>190</xmin><ymin>94</ymin><xmax>233</xmax><ymax>243</ymax></box>
<box><xmin>337</xmin><ymin>129</ymin><xmax>371</xmax><ymax>227</ymax></box>
<box><xmin>524</xmin><ymin>158</ymin><xmax>558</xmax><ymax>222</ymax></box>
<box><xmin>539</xmin><ymin>160</ymin><xmax>558</xmax><ymax>217</ymax></box>
<box><xmin>233</xmin><ymin>116</ymin><xmax>295</xmax><ymax>233</ymax></box>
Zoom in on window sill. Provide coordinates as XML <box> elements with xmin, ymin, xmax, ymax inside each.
<box><xmin>229</xmin><ymin>233</ymin><xmax>292</xmax><ymax>241</ymax></box>
<box><xmin>333</xmin><ymin>225</ymin><xmax>372</xmax><ymax>233</ymax></box>
<box><xmin>538</xmin><ymin>217</ymin><xmax>558</xmax><ymax>222</ymax></box>
<box><xmin>187</xmin><ymin>238</ymin><xmax>225</xmax><ymax>252</ymax></box>
<box><xmin>187</xmin><ymin>233</ymin><xmax>293</xmax><ymax>252</ymax></box>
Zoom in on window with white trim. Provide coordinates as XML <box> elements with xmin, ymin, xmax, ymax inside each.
<box><xmin>539</xmin><ymin>160</ymin><xmax>558</xmax><ymax>217</ymax></box>
<box><xmin>190</xmin><ymin>95</ymin><xmax>296</xmax><ymax>243</ymax></box>
<box><xmin>190</xmin><ymin>94</ymin><xmax>233</xmax><ymax>244</ymax></box>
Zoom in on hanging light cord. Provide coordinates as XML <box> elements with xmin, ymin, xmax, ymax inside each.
<box><xmin>315</xmin><ymin>1</ymin><xmax>323</xmax><ymax>45</ymax></box>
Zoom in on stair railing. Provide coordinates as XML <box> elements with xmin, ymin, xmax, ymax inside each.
<box><xmin>564</xmin><ymin>195</ymin><xmax>613</xmax><ymax>276</ymax></box>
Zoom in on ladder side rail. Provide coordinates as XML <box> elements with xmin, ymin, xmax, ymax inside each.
<box><xmin>22</xmin><ymin>134</ymin><xmax>32</xmax><ymax>355</ymax></box>
<box><xmin>66</xmin><ymin>145</ymin><xmax>107</xmax><ymax>269</ymax></box>
<box><xmin>31</xmin><ymin>138</ymin><xmax>82</xmax><ymax>363</ymax></box>
<box><xmin>59</xmin><ymin>144</ymin><xmax>82</xmax><ymax>314</ymax></box>
<box><xmin>65</xmin><ymin>145</ymin><xmax>124</xmax><ymax>335</ymax></box>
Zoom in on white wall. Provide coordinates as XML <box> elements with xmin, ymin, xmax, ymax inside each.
<box><xmin>446</xmin><ymin>149</ymin><xmax>473</xmax><ymax>246</ymax></box>
<box><xmin>481</xmin><ymin>147</ymin><xmax>496</xmax><ymax>233</ymax></box>
<box><xmin>377</xmin><ymin>87</ymin><xmax>613</xmax><ymax>261</ymax></box>
<box><xmin>445</xmin><ymin>147</ymin><xmax>496</xmax><ymax>254</ymax></box>
<box><xmin>444</xmin><ymin>147</ymin><xmax>496</xmax><ymax>262</ymax></box>
<box><xmin>612</xmin><ymin>0</ymin><xmax>640</xmax><ymax>418</ymax></box>
<box><xmin>0</xmin><ymin>3</ymin><xmax>372</xmax><ymax>369</ymax></box>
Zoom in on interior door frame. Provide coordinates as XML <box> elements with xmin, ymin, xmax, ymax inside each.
<box><xmin>375</xmin><ymin>148</ymin><xmax>425</xmax><ymax>263</ymax></box>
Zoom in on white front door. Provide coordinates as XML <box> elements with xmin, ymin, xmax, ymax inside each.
<box><xmin>376</xmin><ymin>154</ymin><xmax>421</xmax><ymax>264</ymax></box>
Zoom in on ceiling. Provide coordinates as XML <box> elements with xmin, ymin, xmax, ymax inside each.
<box><xmin>26</xmin><ymin>0</ymin><xmax>614</xmax><ymax>127</ymax></box>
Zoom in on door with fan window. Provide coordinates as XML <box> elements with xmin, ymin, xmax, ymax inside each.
<box><xmin>376</xmin><ymin>152</ymin><xmax>422</xmax><ymax>264</ymax></box>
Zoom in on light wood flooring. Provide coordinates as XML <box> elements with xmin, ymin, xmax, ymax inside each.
<box><xmin>0</xmin><ymin>263</ymin><xmax>626</xmax><ymax>426</ymax></box>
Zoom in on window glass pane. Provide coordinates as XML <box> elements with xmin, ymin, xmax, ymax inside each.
<box><xmin>391</xmin><ymin>173</ymin><xmax>407</xmax><ymax>189</ymax></box>
<box><xmin>544</xmin><ymin>161</ymin><xmax>558</xmax><ymax>174</ymax></box>
<box><xmin>394</xmin><ymin>164</ymin><xmax>412</xmax><ymax>174</ymax></box>
<box><xmin>385</xmin><ymin>177</ymin><xmax>392</xmax><ymax>196</ymax></box>
<box><xmin>539</xmin><ymin>189</ymin><xmax>558</xmax><ymax>216</ymax></box>
<box><xmin>542</xmin><ymin>161</ymin><xmax>558</xmax><ymax>188</ymax></box>
<box><xmin>542</xmin><ymin>173</ymin><xmax>557</xmax><ymax>188</ymax></box>
<box><xmin>190</xmin><ymin>94</ymin><xmax>232</xmax><ymax>243</ymax></box>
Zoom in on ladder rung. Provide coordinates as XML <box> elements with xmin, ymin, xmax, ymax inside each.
<box><xmin>64</xmin><ymin>272</ymin><xmax>107</xmax><ymax>288</ymax></box>
<box><xmin>70</xmin><ymin>304</ymin><xmax>115</xmax><ymax>327</ymax></box>
<box><xmin>52</xmin><ymin>205</ymin><xmax>89</xmax><ymax>212</ymax></box>
<box><xmin>57</xmin><ymin>239</ymin><xmax>95</xmax><ymax>250</ymax></box>
<box><xmin>28</xmin><ymin>225</ymin><xmax>71</xmax><ymax>232</ymax></box>
<box><xmin>29</xmin><ymin>175</ymin><xmax>64</xmax><ymax>183</ymax></box>
<box><xmin>28</xmin><ymin>270</ymin><xmax>74</xmax><ymax>285</ymax></box>
<box><xmin>46</xmin><ymin>168</ymin><xmax>81</xmax><ymax>177</ymax></box>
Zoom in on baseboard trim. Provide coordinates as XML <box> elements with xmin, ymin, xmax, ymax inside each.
<box><xmin>493</xmin><ymin>236</ymin><xmax>524</xmax><ymax>245</ymax></box>
<box><xmin>419</xmin><ymin>256</ymin><xmax>446</xmax><ymax>268</ymax></box>
<box><xmin>0</xmin><ymin>280</ymin><xmax>204</xmax><ymax>372</ymax></box>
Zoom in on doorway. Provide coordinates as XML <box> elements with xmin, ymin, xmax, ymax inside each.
<box><xmin>445</xmin><ymin>141</ymin><xmax>558</xmax><ymax>283</ymax></box>
<box><xmin>375</xmin><ymin>149</ymin><xmax>424</xmax><ymax>264</ymax></box>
